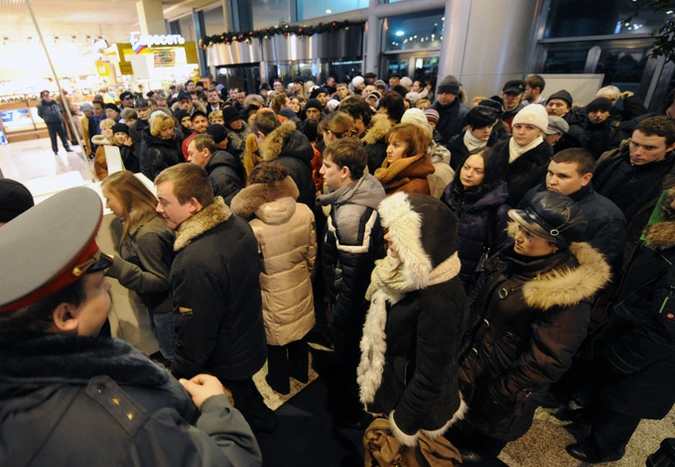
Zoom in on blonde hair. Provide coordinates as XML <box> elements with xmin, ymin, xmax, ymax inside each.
<box><xmin>99</xmin><ymin>118</ymin><xmax>116</xmax><ymax>130</ymax></box>
<box><xmin>150</xmin><ymin>114</ymin><xmax>174</xmax><ymax>137</ymax></box>
<box><xmin>208</xmin><ymin>110</ymin><xmax>223</xmax><ymax>123</ymax></box>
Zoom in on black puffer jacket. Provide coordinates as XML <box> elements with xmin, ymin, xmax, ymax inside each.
<box><xmin>205</xmin><ymin>150</ymin><xmax>244</xmax><ymax>205</ymax></box>
<box><xmin>493</xmin><ymin>138</ymin><xmax>553</xmax><ymax>207</ymax></box>
<box><xmin>260</xmin><ymin>121</ymin><xmax>315</xmax><ymax>208</ymax></box>
<box><xmin>458</xmin><ymin>237</ymin><xmax>610</xmax><ymax>442</ymax></box>
<box><xmin>442</xmin><ymin>181</ymin><xmax>510</xmax><ymax>289</ymax></box>
<box><xmin>141</xmin><ymin>128</ymin><xmax>183</xmax><ymax>180</ymax></box>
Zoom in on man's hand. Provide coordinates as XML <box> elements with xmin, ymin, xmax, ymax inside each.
<box><xmin>179</xmin><ymin>374</ymin><xmax>234</xmax><ymax>408</ymax></box>
<box><xmin>621</xmin><ymin>91</ymin><xmax>634</xmax><ymax>100</ymax></box>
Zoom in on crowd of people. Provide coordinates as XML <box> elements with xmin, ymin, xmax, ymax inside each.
<box><xmin>3</xmin><ymin>70</ymin><xmax>675</xmax><ymax>466</ymax></box>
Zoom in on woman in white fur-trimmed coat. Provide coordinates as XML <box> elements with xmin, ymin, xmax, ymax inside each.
<box><xmin>357</xmin><ymin>192</ymin><xmax>470</xmax><ymax>446</ymax></box>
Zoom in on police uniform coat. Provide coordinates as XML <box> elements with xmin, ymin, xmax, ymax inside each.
<box><xmin>0</xmin><ymin>333</ymin><xmax>262</xmax><ymax>467</ymax></box>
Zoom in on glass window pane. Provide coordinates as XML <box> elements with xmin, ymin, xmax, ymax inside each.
<box><xmin>597</xmin><ymin>47</ymin><xmax>650</xmax><ymax>88</ymax></box>
<box><xmin>384</xmin><ymin>9</ymin><xmax>444</xmax><ymax>52</ymax></box>
<box><xmin>298</xmin><ymin>0</ymin><xmax>368</xmax><ymax>21</ymax></box>
<box><xmin>544</xmin><ymin>0</ymin><xmax>669</xmax><ymax>38</ymax></box>
<box><xmin>251</xmin><ymin>0</ymin><xmax>291</xmax><ymax>29</ymax></box>
<box><xmin>542</xmin><ymin>49</ymin><xmax>589</xmax><ymax>74</ymax></box>
<box><xmin>203</xmin><ymin>6</ymin><xmax>225</xmax><ymax>36</ymax></box>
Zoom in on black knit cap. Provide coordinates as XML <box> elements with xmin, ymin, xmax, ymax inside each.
<box><xmin>547</xmin><ymin>90</ymin><xmax>574</xmax><ymax>108</ymax></box>
<box><xmin>436</xmin><ymin>75</ymin><xmax>461</xmax><ymax>95</ymax></box>
<box><xmin>587</xmin><ymin>97</ymin><xmax>613</xmax><ymax>113</ymax></box>
<box><xmin>111</xmin><ymin>122</ymin><xmax>129</xmax><ymax>136</ymax></box>
<box><xmin>206</xmin><ymin>124</ymin><xmax>228</xmax><ymax>144</ymax></box>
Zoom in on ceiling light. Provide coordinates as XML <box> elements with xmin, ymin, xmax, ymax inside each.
<box><xmin>395</xmin><ymin>30</ymin><xmax>404</xmax><ymax>37</ymax></box>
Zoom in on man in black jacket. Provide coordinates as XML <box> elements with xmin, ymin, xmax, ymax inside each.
<box><xmin>430</xmin><ymin>75</ymin><xmax>470</xmax><ymax>147</ymax></box>
<box><xmin>155</xmin><ymin>163</ymin><xmax>276</xmax><ymax>433</ymax></box>
<box><xmin>37</xmin><ymin>90</ymin><xmax>73</xmax><ymax>155</ymax></box>
<box><xmin>187</xmin><ymin>133</ymin><xmax>243</xmax><ymax>204</ymax></box>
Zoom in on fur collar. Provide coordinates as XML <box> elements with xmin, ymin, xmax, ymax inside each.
<box><xmin>505</xmin><ymin>221</ymin><xmax>610</xmax><ymax>308</ymax></box>
<box><xmin>230</xmin><ymin>176</ymin><xmax>299</xmax><ymax>217</ymax></box>
<box><xmin>362</xmin><ymin>113</ymin><xmax>395</xmax><ymax>145</ymax></box>
<box><xmin>644</xmin><ymin>221</ymin><xmax>675</xmax><ymax>250</ymax></box>
<box><xmin>522</xmin><ymin>241</ymin><xmax>610</xmax><ymax>309</ymax></box>
<box><xmin>92</xmin><ymin>135</ymin><xmax>113</xmax><ymax>146</ymax></box>
<box><xmin>261</xmin><ymin>121</ymin><xmax>297</xmax><ymax>161</ymax></box>
<box><xmin>174</xmin><ymin>196</ymin><xmax>231</xmax><ymax>251</ymax></box>
<box><xmin>644</xmin><ymin>189</ymin><xmax>675</xmax><ymax>250</ymax></box>
<box><xmin>0</xmin><ymin>333</ymin><xmax>169</xmax><ymax>387</ymax></box>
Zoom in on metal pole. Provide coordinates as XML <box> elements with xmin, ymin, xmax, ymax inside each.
<box><xmin>25</xmin><ymin>0</ymin><xmax>95</xmax><ymax>182</ymax></box>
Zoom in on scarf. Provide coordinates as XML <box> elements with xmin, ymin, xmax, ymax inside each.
<box><xmin>463</xmin><ymin>130</ymin><xmax>487</xmax><ymax>153</ymax></box>
<box><xmin>509</xmin><ymin>135</ymin><xmax>543</xmax><ymax>163</ymax></box>
<box><xmin>359</xmin><ymin>252</ymin><xmax>461</xmax><ymax>405</ymax></box>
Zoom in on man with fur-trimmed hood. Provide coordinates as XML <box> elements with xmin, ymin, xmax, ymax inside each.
<box><xmin>358</xmin><ymin>192</ymin><xmax>470</xmax><ymax>446</ymax></box>
<box><xmin>253</xmin><ymin>111</ymin><xmax>315</xmax><ymax>208</ymax></box>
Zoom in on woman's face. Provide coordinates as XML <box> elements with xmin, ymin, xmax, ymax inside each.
<box><xmin>513</xmin><ymin>225</ymin><xmax>558</xmax><ymax>257</ymax></box>
<box><xmin>512</xmin><ymin>123</ymin><xmax>542</xmax><ymax>147</ymax></box>
<box><xmin>383</xmin><ymin>231</ymin><xmax>399</xmax><ymax>259</ymax></box>
<box><xmin>181</xmin><ymin>116</ymin><xmax>193</xmax><ymax>129</ymax></box>
<box><xmin>210</xmin><ymin>116</ymin><xmax>224</xmax><ymax>125</ymax></box>
<box><xmin>159</xmin><ymin>125</ymin><xmax>175</xmax><ymax>140</ymax></box>
<box><xmin>471</xmin><ymin>123</ymin><xmax>494</xmax><ymax>141</ymax></box>
<box><xmin>317</xmin><ymin>92</ymin><xmax>328</xmax><ymax>106</ymax></box>
<box><xmin>386</xmin><ymin>136</ymin><xmax>408</xmax><ymax>163</ymax></box>
<box><xmin>229</xmin><ymin>119</ymin><xmax>244</xmax><ymax>130</ymax></box>
<box><xmin>101</xmin><ymin>185</ymin><xmax>124</xmax><ymax>219</ymax></box>
<box><xmin>101</xmin><ymin>126</ymin><xmax>113</xmax><ymax>138</ymax></box>
<box><xmin>460</xmin><ymin>154</ymin><xmax>486</xmax><ymax>188</ymax></box>
<box><xmin>290</xmin><ymin>98</ymin><xmax>301</xmax><ymax>114</ymax></box>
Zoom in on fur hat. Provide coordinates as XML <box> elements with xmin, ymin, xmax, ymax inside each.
<box><xmin>400</xmin><ymin>76</ymin><xmax>413</xmax><ymax>89</ymax></box>
<box><xmin>379</xmin><ymin>193</ymin><xmax>459</xmax><ymax>276</ymax></box>
<box><xmin>436</xmin><ymin>75</ymin><xmax>461</xmax><ymax>95</ymax></box>
<box><xmin>508</xmin><ymin>191</ymin><xmax>593</xmax><ymax>247</ymax></box>
<box><xmin>222</xmin><ymin>106</ymin><xmax>242</xmax><ymax>124</ymax></box>
<box><xmin>104</xmin><ymin>103</ymin><xmax>120</xmax><ymax>113</ymax></box>
<box><xmin>547</xmin><ymin>90</ymin><xmax>573</xmax><ymax>108</ymax></box>
<box><xmin>512</xmin><ymin>104</ymin><xmax>549</xmax><ymax>133</ymax></box>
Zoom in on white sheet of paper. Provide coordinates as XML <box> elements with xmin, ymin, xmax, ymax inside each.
<box><xmin>104</xmin><ymin>145</ymin><xmax>125</xmax><ymax>174</ymax></box>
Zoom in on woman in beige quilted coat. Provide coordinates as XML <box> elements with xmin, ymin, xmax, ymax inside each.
<box><xmin>231</xmin><ymin>162</ymin><xmax>317</xmax><ymax>394</ymax></box>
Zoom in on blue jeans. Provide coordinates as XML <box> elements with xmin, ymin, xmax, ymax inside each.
<box><xmin>151</xmin><ymin>310</ymin><xmax>176</xmax><ymax>361</ymax></box>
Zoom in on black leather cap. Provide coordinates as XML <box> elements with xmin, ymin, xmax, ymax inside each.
<box><xmin>508</xmin><ymin>192</ymin><xmax>593</xmax><ymax>246</ymax></box>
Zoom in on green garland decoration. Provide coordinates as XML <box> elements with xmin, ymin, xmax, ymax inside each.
<box><xmin>199</xmin><ymin>20</ymin><xmax>357</xmax><ymax>48</ymax></box>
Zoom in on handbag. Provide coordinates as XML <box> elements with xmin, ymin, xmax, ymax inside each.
<box><xmin>363</xmin><ymin>418</ymin><xmax>462</xmax><ymax>467</ymax></box>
